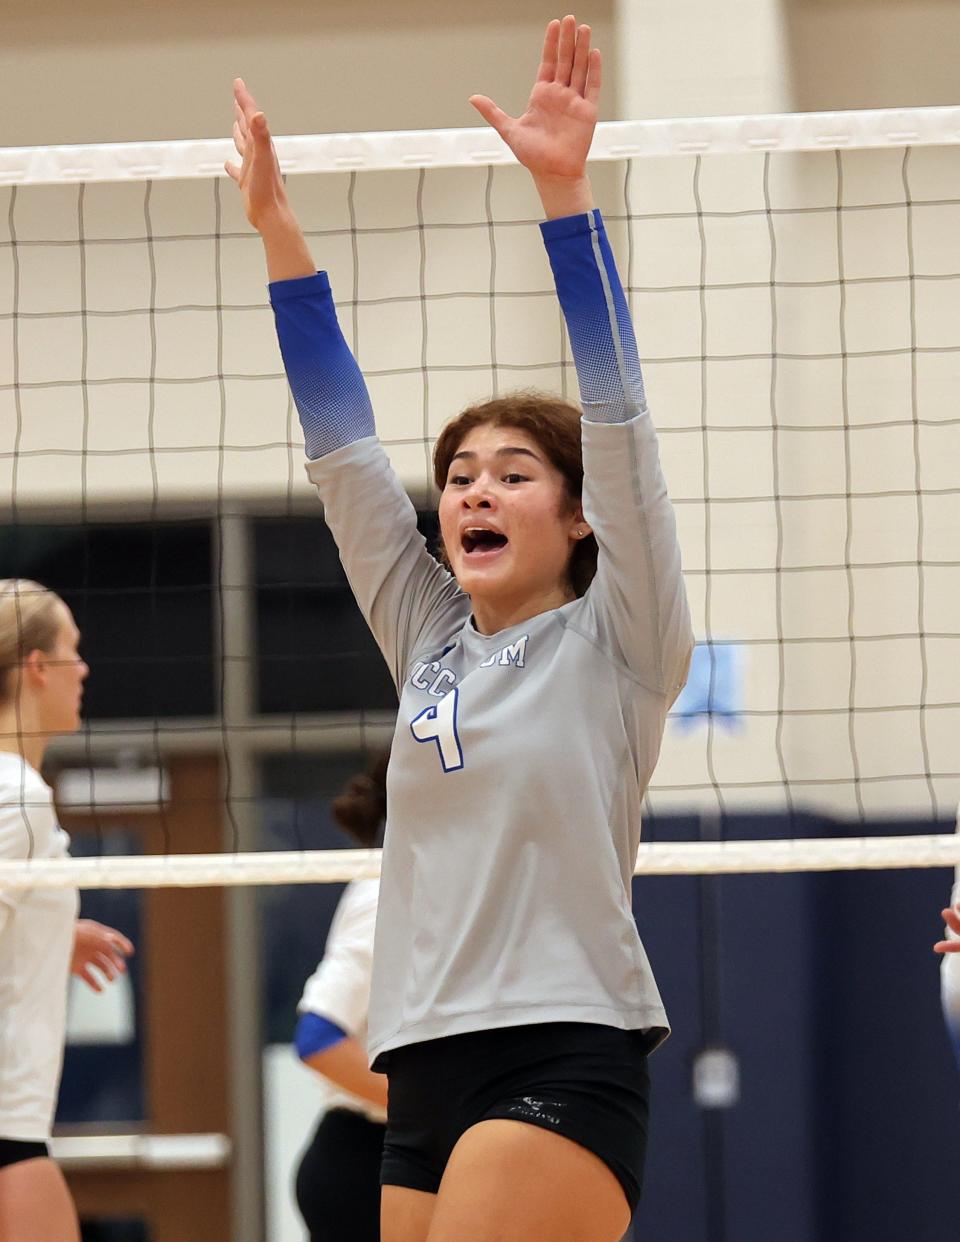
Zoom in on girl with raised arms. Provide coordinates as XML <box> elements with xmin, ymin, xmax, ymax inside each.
<box><xmin>228</xmin><ymin>16</ymin><xmax>693</xmax><ymax>1241</ymax></box>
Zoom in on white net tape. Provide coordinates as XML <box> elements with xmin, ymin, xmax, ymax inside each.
<box><xmin>2</xmin><ymin>833</ymin><xmax>960</xmax><ymax>890</ymax></box>
<box><xmin>5</xmin><ymin>105</ymin><xmax>960</xmax><ymax>185</ymax></box>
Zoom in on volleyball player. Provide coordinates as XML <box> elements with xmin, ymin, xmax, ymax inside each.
<box><xmin>293</xmin><ymin>754</ymin><xmax>388</xmax><ymax>1242</ymax></box>
<box><xmin>0</xmin><ymin>579</ymin><xmax>133</xmax><ymax>1242</ymax></box>
<box><xmin>934</xmin><ymin>813</ymin><xmax>960</xmax><ymax>1073</ymax></box>
<box><xmin>228</xmin><ymin>15</ymin><xmax>692</xmax><ymax>1240</ymax></box>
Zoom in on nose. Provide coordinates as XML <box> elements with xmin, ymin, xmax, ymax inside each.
<box><xmin>79</xmin><ymin>660</ymin><xmax>90</xmax><ymax>682</ymax></box>
<box><xmin>462</xmin><ymin>474</ymin><xmax>495</xmax><ymax>509</ymax></box>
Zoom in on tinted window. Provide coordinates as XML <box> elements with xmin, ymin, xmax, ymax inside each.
<box><xmin>0</xmin><ymin>522</ymin><xmax>215</xmax><ymax>719</ymax></box>
<box><xmin>254</xmin><ymin>512</ymin><xmax>441</xmax><ymax>714</ymax></box>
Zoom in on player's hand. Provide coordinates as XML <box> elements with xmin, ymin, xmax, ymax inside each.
<box><xmin>71</xmin><ymin>919</ymin><xmax>134</xmax><ymax>993</ymax></box>
<box><xmin>934</xmin><ymin>904</ymin><xmax>960</xmax><ymax>954</ymax></box>
<box><xmin>469</xmin><ymin>16</ymin><xmax>600</xmax><ymax>184</ymax></box>
<box><xmin>225</xmin><ymin>79</ymin><xmax>290</xmax><ymax>233</ymax></box>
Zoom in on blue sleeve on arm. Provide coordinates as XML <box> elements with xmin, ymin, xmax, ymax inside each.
<box><xmin>540</xmin><ymin>210</ymin><xmax>646</xmax><ymax>424</ymax></box>
<box><xmin>270</xmin><ymin>273</ymin><xmax>376</xmax><ymax>459</ymax></box>
<box><xmin>294</xmin><ymin>1012</ymin><xmax>348</xmax><ymax>1060</ymax></box>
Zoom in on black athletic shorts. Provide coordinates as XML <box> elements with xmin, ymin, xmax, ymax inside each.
<box><xmin>379</xmin><ymin>1022</ymin><xmax>651</xmax><ymax>1213</ymax></box>
<box><xmin>0</xmin><ymin>1138</ymin><xmax>49</xmax><ymax>1169</ymax></box>
<box><xmin>296</xmin><ymin>1107</ymin><xmax>385</xmax><ymax>1242</ymax></box>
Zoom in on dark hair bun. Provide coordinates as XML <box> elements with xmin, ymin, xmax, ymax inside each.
<box><xmin>330</xmin><ymin>751</ymin><xmax>389</xmax><ymax>847</ymax></box>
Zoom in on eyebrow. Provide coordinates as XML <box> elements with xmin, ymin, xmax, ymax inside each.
<box><xmin>449</xmin><ymin>446</ymin><xmax>543</xmax><ymax>466</ymax></box>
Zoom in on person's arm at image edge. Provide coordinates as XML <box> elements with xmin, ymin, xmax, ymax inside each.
<box><xmin>934</xmin><ymin>903</ymin><xmax>960</xmax><ymax>954</ymax></box>
<box><xmin>294</xmin><ymin>1012</ymin><xmax>387</xmax><ymax>1110</ymax></box>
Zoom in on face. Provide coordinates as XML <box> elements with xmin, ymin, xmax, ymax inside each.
<box><xmin>37</xmin><ymin>603</ymin><xmax>89</xmax><ymax>735</ymax></box>
<box><xmin>438</xmin><ymin>423</ymin><xmax>585</xmax><ymax>620</ymax></box>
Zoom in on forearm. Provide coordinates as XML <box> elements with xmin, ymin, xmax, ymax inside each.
<box><xmin>228</xmin><ymin>86</ymin><xmax>376</xmax><ymax>457</ymax></box>
<box><xmin>304</xmin><ymin>1037</ymin><xmax>388</xmax><ymax>1109</ymax></box>
<box><xmin>258</xmin><ymin>207</ymin><xmax>316</xmax><ymax>284</ymax></box>
<box><xmin>271</xmin><ymin>272</ymin><xmax>376</xmax><ymax>459</ymax></box>
<box><xmin>534</xmin><ymin>173</ymin><xmax>595</xmax><ymax>221</ymax></box>
<box><xmin>542</xmin><ymin>209</ymin><xmax>646</xmax><ymax>423</ymax></box>
<box><xmin>559</xmin><ymin>212</ymin><xmax>691</xmax><ymax>691</ymax></box>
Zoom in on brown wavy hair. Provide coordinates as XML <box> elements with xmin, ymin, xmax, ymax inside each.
<box><xmin>432</xmin><ymin>391</ymin><xmax>598</xmax><ymax>597</ymax></box>
<box><xmin>330</xmin><ymin>750</ymin><xmax>389</xmax><ymax>849</ymax></box>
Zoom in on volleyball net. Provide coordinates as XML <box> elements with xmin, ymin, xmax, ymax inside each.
<box><xmin>2</xmin><ymin>105</ymin><xmax>960</xmax><ymax>887</ymax></box>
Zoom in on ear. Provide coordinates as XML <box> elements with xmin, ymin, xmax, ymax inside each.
<box><xmin>22</xmin><ymin>648</ymin><xmax>48</xmax><ymax>689</ymax></box>
<box><xmin>568</xmin><ymin>503</ymin><xmax>592</xmax><ymax>541</ymax></box>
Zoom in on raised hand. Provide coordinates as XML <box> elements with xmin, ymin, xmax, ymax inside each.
<box><xmin>225</xmin><ymin>79</ymin><xmax>290</xmax><ymax>232</ymax></box>
<box><xmin>224</xmin><ymin>79</ymin><xmax>314</xmax><ymax>281</ymax></box>
<box><xmin>469</xmin><ymin>15</ymin><xmax>600</xmax><ymax>215</ymax></box>
<box><xmin>934</xmin><ymin>904</ymin><xmax>960</xmax><ymax>953</ymax></box>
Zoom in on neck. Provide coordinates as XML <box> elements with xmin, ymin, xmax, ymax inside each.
<box><xmin>0</xmin><ymin>703</ymin><xmax>47</xmax><ymax>771</ymax></box>
<box><xmin>471</xmin><ymin>582</ymin><xmax>576</xmax><ymax>636</ymax></box>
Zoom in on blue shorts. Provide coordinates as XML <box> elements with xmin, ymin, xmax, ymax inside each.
<box><xmin>379</xmin><ymin>1022</ymin><xmax>651</xmax><ymax>1213</ymax></box>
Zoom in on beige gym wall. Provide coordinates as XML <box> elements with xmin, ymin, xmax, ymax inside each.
<box><xmin>784</xmin><ymin>0</ymin><xmax>960</xmax><ymax>112</ymax></box>
<box><xmin>1</xmin><ymin>0</ymin><xmax>617</xmax><ymax>148</ymax></box>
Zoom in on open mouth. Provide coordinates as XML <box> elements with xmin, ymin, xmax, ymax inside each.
<box><xmin>461</xmin><ymin>527</ymin><xmax>509</xmax><ymax>556</ymax></box>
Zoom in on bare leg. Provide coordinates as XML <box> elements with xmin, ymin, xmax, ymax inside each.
<box><xmin>381</xmin><ymin>1184</ymin><xmax>437</xmax><ymax>1242</ymax></box>
<box><xmin>0</xmin><ymin>1157</ymin><xmax>81</xmax><ymax>1242</ymax></box>
<box><xmin>426</xmin><ymin>1119</ymin><xmax>631</xmax><ymax>1242</ymax></box>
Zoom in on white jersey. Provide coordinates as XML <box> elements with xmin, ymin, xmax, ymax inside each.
<box><xmin>942</xmin><ymin>811</ymin><xmax>960</xmax><ymax>1032</ymax></box>
<box><xmin>0</xmin><ymin>753</ymin><xmax>78</xmax><ymax>1141</ymax></box>
<box><xmin>298</xmin><ymin>878</ymin><xmax>385</xmax><ymax>1123</ymax></box>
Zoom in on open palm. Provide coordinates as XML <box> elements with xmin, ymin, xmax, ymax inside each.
<box><xmin>470</xmin><ymin>16</ymin><xmax>601</xmax><ymax>181</ymax></box>
<box><xmin>225</xmin><ymin>78</ymin><xmax>288</xmax><ymax>231</ymax></box>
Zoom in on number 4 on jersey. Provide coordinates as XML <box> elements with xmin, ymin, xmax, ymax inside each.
<box><xmin>410</xmin><ymin>687</ymin><xmax>464</xmax><ymax>773</ymax></box>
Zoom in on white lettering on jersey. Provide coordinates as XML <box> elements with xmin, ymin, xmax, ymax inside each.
<box><xmin>410</xmin><ymin>662</ymin><xmax>433</xmax><ymax>690</ymax></box>
<box><xmin>411</xmin><ymin>661</ymin><xmax>458</xmax><ymax>697</ymax></box>
<box><xmin>410</xmin><ymin>688</ymin><xmax>464</xmax><ymax>773</ymax></box>
<box><xmin>479</xmin><ymin>634</ymin><xmax>528</xmax><ymax>669</ymax></box>
<box><xmin>429</xmin><ymin>668</ymin><xmax>456</xmax><ymax>696</ymax></box>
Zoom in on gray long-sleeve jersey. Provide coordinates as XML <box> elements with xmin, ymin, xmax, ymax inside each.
<box><xmin>276</xmin><ymin>210</ymin><xmax>694</xmax><ymax>1064</ymax></box>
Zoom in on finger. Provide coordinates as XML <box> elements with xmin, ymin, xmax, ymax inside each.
<box><xmin>224</xmin><ymin>160</ymin><xmax>241</xmax><ymax>183</ymax></box>
<box><xmin>934</xmin><ymin>940</ymin><xmax>960</xmax><ymax>953</ymax></box>
<box><xmin>555</xmin><ymin>14</ymin><xmax>577</xmax><ymax>85</ymax></box>
<box><xmin>585</xmin><ymin>47</ymin><xmax>602</xmax><ymax>107</ymax></box>
<box><xmin>234</xmin><ymin>77</ymin><xmax>261</xmax><ymax>125</ymax></box>
<box><xmin>232</xmin><ymin>120</ymin><xmax>245</xmax><ymax>159</ymax></box>
<box><xmin>90</xmin><ymin>925</ymin><xmax>128</xmax><ymax>950</ymax></box>
<box><xmin>469</xmin><ymin>95</ymin><xmax>514</xmax><ymax>142</ymax></box>
<box><xmin>114</xmin><ymin>932</ymin><xmax>134</xmax><ymax>956</ymax></box>
<box><xmin>94</xmin><ymin>956</ymin><xmax>118</xmax><ymax>980</ymax></box>
<box><xmin>570</xmin><ymin>24</ymin><xmax>591</xmax><ymax>97</ymax></box>
<box><xmin>79</xmin><ymin>967</ymin><xmax>103</xmax><ymax>993</ymax></box>
<box><xmin>251</xmin><ymin>111</ymin><xmax>273</xmax><ymax>149</ymax></box>
<box><xmin>537</xmin><ymin>18</ymin><xmax>561</xmax><ymax>83</ymax></box>
<box><xmin>944</xmin><ymin>906</ymin><xmax>960</xmax><ymax>930</ymax></box>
